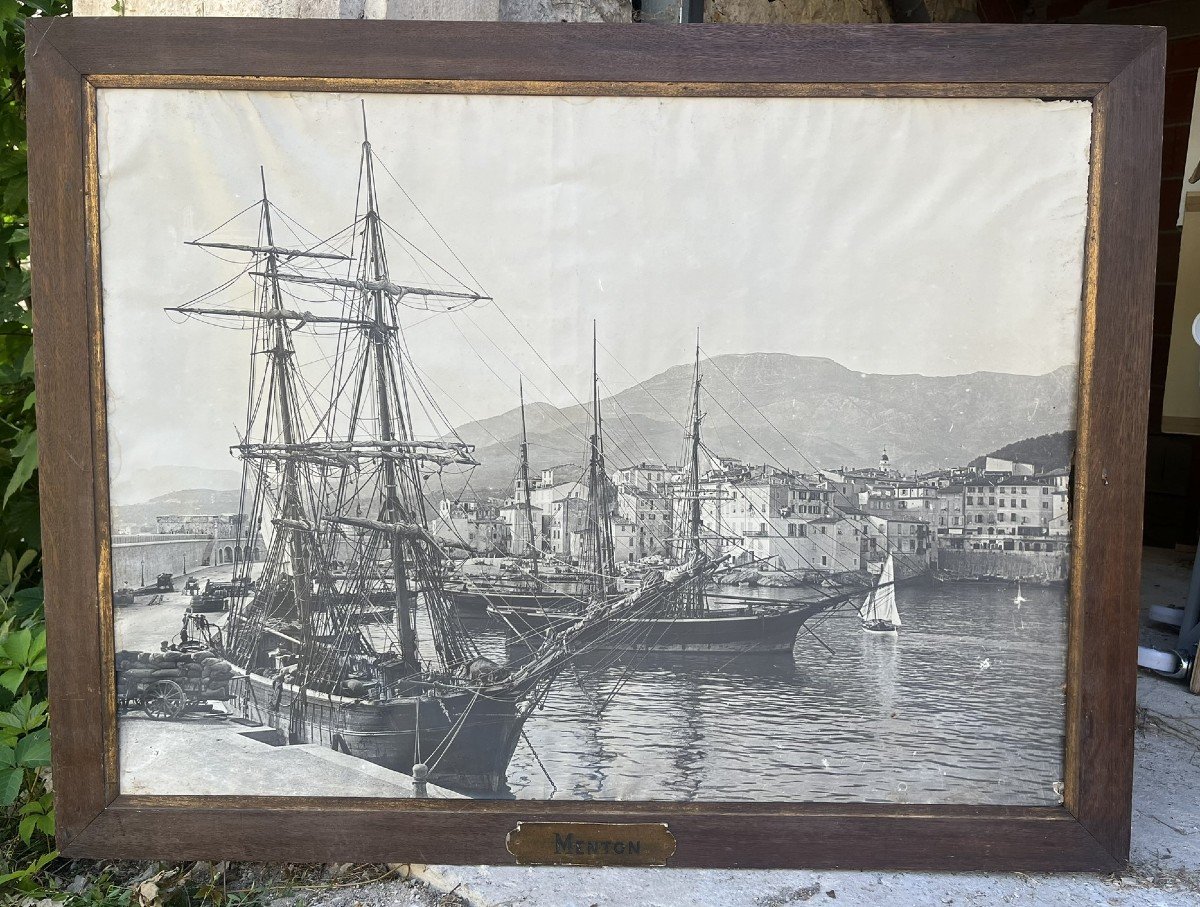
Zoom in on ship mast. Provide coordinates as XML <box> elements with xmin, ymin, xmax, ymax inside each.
<box><xmin>518</xmin><ymin>378</ymin><xmax>539</xmax><ymax>577</ymax></box>
<box><xmin>259</xmin><ymin>170</ymin><xmax>317</xmax><ymax>648</ymax></box>
<box><xmin>171</xmin><ymin>117</ymin><xmax>487</xmax><ymax>682</ymax></box>
<box><xmin>357</xmin><ymin>121</ymin><xmax>421</xmax><ymax>670</ymax></box>
<box><xmin>585</xmin><ymin>322</ymin><xmax>616</xmax><ymax>596</ymax></box>
<box><xmin>684</xmin><ymin>330</ymin><xmax>707</xmax><ymax>615</ymax></box>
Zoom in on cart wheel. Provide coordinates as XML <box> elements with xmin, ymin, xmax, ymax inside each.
<box><xmin>141</xmin><ymin>679</ymin><xmax>187</xmax><ymax>720</ymax></box>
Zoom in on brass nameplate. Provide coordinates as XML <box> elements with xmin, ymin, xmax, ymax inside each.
<box><xmin>506</xmin><ymin>822</ymin><xmax>676</xmax><ymax>866</ymax></box>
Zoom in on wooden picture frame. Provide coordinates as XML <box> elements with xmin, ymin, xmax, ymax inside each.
<box><xmin>26</xmin><ymin>18</ymin><xmax>1164</xmax><ymax>870</ymax></box>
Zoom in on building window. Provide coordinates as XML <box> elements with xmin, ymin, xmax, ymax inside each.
<box><xmin>1021</xmin><ymin>500</ymin><xmax>1027</xmax><ymax>508</ymax></box>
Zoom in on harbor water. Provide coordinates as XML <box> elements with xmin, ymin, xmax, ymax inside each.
<box><xmin>471</xmin><ymin>580</ymin><xmax>1067</xmax><ymax>805</ymax></box>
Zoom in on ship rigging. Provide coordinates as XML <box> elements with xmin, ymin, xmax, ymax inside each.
<box><xmin>165</xmin><ymin>114</ymin><xmax>724</xmax><ymax>793</ymax></box>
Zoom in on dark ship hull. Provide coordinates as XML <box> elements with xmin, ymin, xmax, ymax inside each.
<box><xmin>449</xmin><ymin>583</ymin><xmax>621</xmax><ymax>616</ymax></box>
<box><xmin>231</xmin><ymin>671</ymin><xmax>533</xmax><ymax>793</ymax></box>
<box><xmin>448</xmin><ymin>586</ymin><xmax>591</xmax><ymax>616</ymax></box>
<box><xmin>494</xmin><ymin>600</ymin><xmax>830</xmax><ymax>655</ymax></box>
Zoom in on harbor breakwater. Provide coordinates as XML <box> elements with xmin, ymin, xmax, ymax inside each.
<box><xmin>934</xmin><ymin>548</ymin><xmax>1068</xmax><ymax>582</ymax></box>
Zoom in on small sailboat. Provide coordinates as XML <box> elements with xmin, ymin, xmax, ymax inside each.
<box><xmin>1013</xmin><ymin>581</ymin><xmax>1027</xmax><ymax>607</ymax></box>
<box><xmin>860</xmin><ymin>554</ymin><xmax>900</xmax><ymax>634</ymax></box>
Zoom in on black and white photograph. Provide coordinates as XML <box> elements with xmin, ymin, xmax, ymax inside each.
<box><xmin>98</xmin><ymin>88</ymin><xmax>1092</xmax><ymax>805</ymax></box>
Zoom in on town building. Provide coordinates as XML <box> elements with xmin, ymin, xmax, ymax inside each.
<box><xmin>499</xmin><ymin>500</ymin><xmax>543</xmax><ymax>559</ymax></box>
<box><xmin>674</xmin><ymin>464</ymin><xmax>858</xmax><ymax>574</ymax></box>
<box><xmin>614</xmin><ymin>462</ymin><xmax>678</xmax><ymax>557</ymax></box>
<box><xmin>978</xmin><ymin>456</ymin><xmax>1036</xmax><ymax>476</ymax></box>
<box><xmin>434</xmin><ymin>499</ymin><xmax>512</xmax><ymax>555</ymax></box>
<box><xmin>935</xmin><ymin>484</ymin><xmax>967</xmax><ymax>539</ymax></box>
<box><xmin>529</xmin><ymin>464</ymin><xmax>587</xmax><ymax>554</ymax></box>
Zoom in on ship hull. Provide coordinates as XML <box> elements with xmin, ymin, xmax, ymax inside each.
<box><xmin>861</xmin><ymin>620</ymin><xmax>899</xmax><ymax>634</ymax></box>
<box><xmin>449</xmin><ymin>587</ymin><xmax>592</xmax><ymax>616</ymax></box>
<box><xmin>231</xmin><ymin>672</ymin><xmax>530</xmax><ymax>794</ymax></box>
<box><xmin>495</xmin><ymin>601</ymin><xmax>829</xmax><ymax>655</ymax></box>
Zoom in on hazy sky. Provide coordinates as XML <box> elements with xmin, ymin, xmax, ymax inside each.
<box><xmin>97</xmin><ymin>89</ymin><xmax>1092</xmax><ymax>502</ymax></box>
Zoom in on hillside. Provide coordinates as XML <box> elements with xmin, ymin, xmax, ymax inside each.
<box><xmin>973</xmin><ymin>431</ymin><xmax>1076</xmax><ymax>472</ymax></box>
<box><xmin>115</xmin><ymin>354</ymin><xmax>1078</xmax><ymax>508</ymax></box>
<box><xmin>446</xmin><ymin>353</ymin><xmax>1077</xmax><ymax>494</ymax></box>
<box><xmin>112</xmin><ymin>488</ymin><xmax>244</xmax><ymax>532</ymax></box>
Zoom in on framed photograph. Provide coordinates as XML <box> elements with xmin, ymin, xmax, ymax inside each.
<box><xmin>27</xmin><ymin>19</ymin><xmax>1164</xmax><ymax>870</ymax></box>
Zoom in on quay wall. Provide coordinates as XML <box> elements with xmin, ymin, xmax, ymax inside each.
<box><xmin>111</xmin><ymin>534</ymin><xmax>211</xmax><ymax>589</ymax></box>
<box><xmin>935</xmin><ymin>549</ymin><xmax>1069</xmax><ymax>582</ymax></box>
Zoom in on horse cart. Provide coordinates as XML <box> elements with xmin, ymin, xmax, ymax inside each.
<box><xmin>120</xmin><ymin>675</ymin><xmax>202</xmax><ymax>720</ymax></box>
<box><xmin>116</xmin><ymin>646</ymin><xmax>236</xmax><ymax>720</ymax></box>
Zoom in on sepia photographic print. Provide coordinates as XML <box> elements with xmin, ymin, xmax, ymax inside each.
<box><xmin>98</xmin><ymin>87</ymin><xmax>1093</xmax><ymax>807</ymax></box>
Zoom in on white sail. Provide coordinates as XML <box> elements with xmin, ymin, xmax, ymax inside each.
<box><xmin>862</xmin><ymin>555</ymin><xmax>900</xmax><ymax>627</ymax></box>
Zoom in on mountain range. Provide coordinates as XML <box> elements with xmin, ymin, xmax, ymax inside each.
<box><xmin>445</xmin><ymin>353</ymin><xmax>1076</xmax><ymax>493</ymax></box>
<box><xmin>114</xmin><ymin>353</ymin><xmax>1077</xmax><ymax>515</ymax></box>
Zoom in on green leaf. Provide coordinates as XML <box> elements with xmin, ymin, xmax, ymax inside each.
<box><xmin>0</xmin><ymin>765</ymin><xmax>21</xmax><ymax>805</ymax></box>
<box><xmin>0</xmin><ymin>693</ymin><xmax>46</xmax><ymax>732</ymax></box>
<box><xmin>26</xmin><ymin>628</ymin><xmax>45</xmax><ymax>665</ymax></box>
<box><xmin>14</xmin><ymin>547</ymin><xmax>36</xmax><ymax>579</ymax></box>
<box><xmin>0</xmin><ymin>848</ymin><xmax>57</xmax><ymax>886</ymax></box>
<box><xmin>3</xmin><ymin>428</ymin><xmax>36</xmax><ymax>507</ymax></box>
<box><xmin>15</xmin><ymin>727</ymin><xmax>50</xmax><ymax>766</ymax></box>
<box><xmin>2</xmin><ymin>626</ymin><xmax>31</xmax><ymax>663</ymax></box>
<box><xmin>0</xmin><ymin>666</ymin><xmax>25</xmax><ymax>692</ymax></box>
<box><xmin>0</xmin><ymin>692</ymin><xmax>31</xmax><ymax>728</ymax></box>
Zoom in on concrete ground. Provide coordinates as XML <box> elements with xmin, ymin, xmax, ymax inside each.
<box><xmin>120</xmin><ymin>716</ymin><xmax>463</xmax><ymax>799</ymax></box>
<box><xmin>305</xmin><ymin>549</ymin><xmax>1200</xmax><ymax>907</ymax></box>
<box><xmin>114</xmin><ymin>561</ymin><xmax>242</xmax><ymax>653</ymax></box>
<box><xmin>114</xmin><ymin>566</ymin><xmax>470</xmax><ymax>799</ymax></box>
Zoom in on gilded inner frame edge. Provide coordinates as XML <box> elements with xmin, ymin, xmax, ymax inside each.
<box><xmin>82</xmin><ymin>73</ymin><xmax>1106</xmax><ymax>818</ymax></box>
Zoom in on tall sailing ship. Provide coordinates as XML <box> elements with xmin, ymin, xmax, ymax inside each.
<box><xmin>445</xmin><ymin>377</ymin><xmax>615</xmax><ymax>615</ymax></box>
<box><xmin>165</xmin><ymin>118</ymin><xmax>724</xmax><ymax>793</ymax></box>
<box><xmin>493</xmin><ymin>339</ymin><xmax>861</xmax><ymax>656</ymax></box>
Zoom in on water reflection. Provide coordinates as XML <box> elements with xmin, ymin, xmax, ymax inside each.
<box><xmin>458</xmin><ymin>579</ymin><xmax>1068</xmax><ymax>805</ymax></box>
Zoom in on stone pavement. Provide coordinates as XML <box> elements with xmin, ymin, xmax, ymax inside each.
<box><xmin>120</xmin><ymin>715</ymin><xmax>463</xmax><ymax>799</ymax></box>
